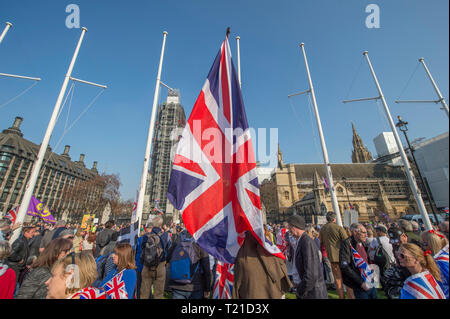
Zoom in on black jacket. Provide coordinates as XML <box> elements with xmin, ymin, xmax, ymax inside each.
<box><xmin>339</xmin><ymin>236</ymin><xmax>368</xmax><ymax>290</ymax></box>
<box><xmin>7</xmin><ymin>235</ymin><xmax>30</xmax><ymax>276</ymax></box>
<box><xmin>16</xmin><ymin>266</ymin><xmax>51</xmax><ymax>299</ymax></box>
<box><xmin>295</xmin><ymin>233</ymin><xmax>328</xmax><ymax>299</ymax></box>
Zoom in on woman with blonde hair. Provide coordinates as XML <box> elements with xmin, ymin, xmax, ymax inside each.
<box><xmin>420</xmin><ymin>230</ymin><xmax>449</xmax><ymax>299</ymax></box>
<box><xmin>45</xmin><ymin>252</ymin><xmax>107</xmax><ymax>299</ymax></box>
<box><xmin>398</xmin><ymin>243</ymin><xmax>445</xmax><ymax>299</ymax></box>
<box><xmin>99</xmin><ymin>243</ymin><xmax>137</xmax><ymax>299</ymax></box>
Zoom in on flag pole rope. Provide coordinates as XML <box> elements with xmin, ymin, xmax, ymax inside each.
<box><xmin>0</xmin><ymin>81</ymin><xmax>39</xmax><ymax>110</ymax></box>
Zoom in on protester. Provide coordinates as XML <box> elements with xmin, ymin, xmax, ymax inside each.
<box><xmin>39</xmin><ymin>221</ymin><xmax>66</xmax><ymax>253</ymax></box>
<box><xmin>99</xmin><ymin>243</ymin><xmax>137</xmax><ymax>299</ymax></box>
<box><xmin>339</xmin><ymin>223</ymin><xmax>378</xmax><ymax>299</ymax></box>
<box><xmin>420</xmin><ymin>230</ymin><xmax>449</xmax><ymax>298</ymax></box>
<box><xmin>82</xmin><ymin>232</ymin><xmax>96</xmax><ymax>255</ymax></box>
<box><xmin>0</xmin><ymin>240</ymin><xmax>15</xmax><ymax>299</ymax></box>
<box><xmin>16</xmin><ymin>238</ymin><xmax>72</xmax><ymax>299</ymax></box>
<box><xmin>0</xmin><ymin>219</ymin><xmax>21</xmax><ymax>241</ymax></box>
<box><xmin>139</xmin><ymin>216</ymin><xmax>171</xmax><ymax>299</ymax></box>
<box><xmin>368</xmin><ymin>225</ymin><xmax>396</xmax><ymax>269</ymax></box>
<box><xmin>95</xmin><ymin>220</ymin><xmax>116</xmax><ymax>257</ymax></box>
<box><xmin>167</xmin><ymin>229</ymin><xmax>211</xmax><ymax>299</ymax></box>
<box><xmin>6</xmin><ymin>226</ymin><xmax>36</xmax><ymax>285</ymax></box>
<box><xmin>72</xmin><ymin>229</ymin><xmax>85</xmax><ymax>253</ymax></box>
<box><xmin>438</xmin><ymin>221</ymin><xmax>449</xmax><ymax>239</ymax></box>
<box><xmin>319</xmin><ymin>212</ymin><xmax>353</xmax><ymax>299</ymax></box>
<box><xmin>398</xmin><ymin>243</ymin><xmax>445</xmax><ymax>299</ymax></box>
<box><xmin>232</xmin><ymin>231</ymin><xmax>292</xmax><ymax>299</ymax></box>
<box><xmin>398</xmin><ymin>219</ymin><xmax>421</xmax><ymax>246</ymax></box>
<box><xmin>288</xmin><ymin>216</ymin><xmax>327</xmax><ymax>299</ymax></box>
<box><xmin>93</xmin><ymin>231</ymin><xmax>119</xmax><ymax>287</ymax></box>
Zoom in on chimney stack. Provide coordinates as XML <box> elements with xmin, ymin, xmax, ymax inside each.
<box><xmin>12</xmin><ymin>117</ymin><xmax>23</xmax><ymax>129</ymax></box>
<box><xmin>79</xmin><ymin>154</ymin><xmax>85</xmax><ymax>162</ymax></box>
<box><xmin>63</xmin><ymin>145</ymin><xmax>70</xmax><ymax>155</ymax></box>
<box><xmin>92</xmin><ymin>161</ymin><xmax>98</xmax><ymax>170</ymax></box>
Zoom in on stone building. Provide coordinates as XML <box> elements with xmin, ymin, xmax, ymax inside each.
<box><xmin>0</xmin><ymin>116</ymin><xmax>99</xmax><ymax>219</ymax></box>
<box><xmin>145</xmin><ymin>90</ymin><xmax>186</xmax><ymax>223</ymax></box>
<box><xmin>260</xmin><ymin>130</ymin><xmax>433</xmax><ymax>224</ymax></box>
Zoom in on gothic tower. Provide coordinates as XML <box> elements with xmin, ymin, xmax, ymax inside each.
<box><xmin>351</xmin><ymin>122</ymin><xmax>373</xmax><ymax>163</ymax></box>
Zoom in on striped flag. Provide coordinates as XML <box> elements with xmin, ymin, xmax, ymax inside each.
<box><xmin>351</xmin><ymin>245</ymin><xmax>376</xmax><ymax>288</ymax></box>
<box><xmin>4</xmin><ymin>206</ymin><xmax>18</xmax><ymax>224</ymax></box>
<box><xmin>213</xmin><ymin>261</ymin><xmax>234</xmax><ymax>299</ymax></box>
<box><xmin>402</xmin><ymin>270</ymin><xmax>445</xmax><ymax>299</ymax></box>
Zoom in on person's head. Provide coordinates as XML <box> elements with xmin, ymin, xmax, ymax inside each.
<box><xmin>438</xmin><ymin>221</ymin><xmax>449</xmax><ymax>237</ymax></box>
<box><xmin>398</xmin><ymin>243</ymin><xmax>441</xmax><ymax>281</ymax></box>
<box><xmin>420</xmin><ymin>230</ymin><xmax>448</xmax><ymax>256</ymax></box>
<box><xmin>398</xmin><ymin>219</ymin><xmax>413</xmax><ymax>233</ymax></box>
<box><xmin>105</xmin><ymin>220</ymin><xmax>115</xmax><ymax>229</ymax></box>
<box><xmin>350</xmin><ymin>223</ymin><xmax>367</xmax><ymax>243</ymax></box>
<box><xmin>23</xmin><ymin>226</ymin><xmax>36</xmax><ymax>239</ymax></box>
<box><xmin>287</xmin><ymin>215</ymin><xmax>306</xmax><ymax>239</ymax></box>
<box><xmin>263</xmin><ymin>225</ymin><xmax>272</xmax><ymax>240</ymax></box>
<box><xmin>326</xmin><ymin>212</ymin><xmax>336</xmax><ymax>223</ymax></box>
<box><xmin>87</xmin><ymin>232</ymin><xmax>96</xmax><ymax>243</ymax></box>
<box><xmin>305</xmin><ymin>226</ymin><xmax>319</xmax><ymax>240</ymax></box>
<box><xmin>112</xmin><ymin>243</ymin><xmax>136</xmax><ymax>272</ymax></box>
<box><xmin>0</xmin><ymin>240</ymin><xmax>11</xmax><ymax>262</ymax></box>
<box><xmin>58</xmin><ymin>229</ymin><xmax>75</xmax><ymax>241</ymax></box>
<box><xmin>0</xmin><ymin>219</ymin><xmax>11</xmax><ymax>232</ymax></box>
<box><xmin>151</xmin><ymin>216</ymin><xmax>163</xmax><ymax>228</ymax></box>
<box><xmin>34</xmin><ymin>238</ymin><xmax>73</xmax><ymax>269</ymax></box>
<box><xmin>375</xmin><ymin>225</ymin><xmax>388</xmax><ymax>237</ymax></box>
<box><xmin>367</xmin><ymin>228</ymin><xmax>374</xmax><ymax>239</ymax></box>
<box><xmin>45</xmin><ymin>252</ymin><xmax>97</xmax><ymax>299</ymax></box>
<box><xmin>410</xmin><ymin>221</ymin><xmax>419</xmax><ymax>232</ymax></box>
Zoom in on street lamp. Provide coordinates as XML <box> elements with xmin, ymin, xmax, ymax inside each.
<box><xmin>396</xmin><ymin>115</ymin><xmax>439</xmax><ymax>225</ymax></box>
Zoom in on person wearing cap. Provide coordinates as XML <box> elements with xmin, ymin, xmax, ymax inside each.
<box><xmin>288</xmin><ymin>215</ymin><xmax>328</xmax><ymax>299</ymax></box>
<box><xmin>368</xmin><ymin>225</ymin><xmax>395</xmax><ymax>266</ymax></box>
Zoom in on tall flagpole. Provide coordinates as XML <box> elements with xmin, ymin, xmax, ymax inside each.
<box><xmin>363</xmin><ymin>51</ymin><xmax>433</xmax><ymax>230</ymax></box>
<box><xmin>418</xmin><ymin>58</ymin><xmax>449</xmax><ymax>117</ymax></box>
<box><xmin>10</xmin><ymin>28</ymin><xmax>88</xmax><ymax>244</ymax></box>
<box><xmin>299</xmin><ymin>43</ymin><xmax>343</xmax><ymax>227</ymax></box>
<box><xmin>236</xmin><ymin>36</ymin><xmax>241</xmax><ymax>88</ymax></box>
<box><xmin>0</xmin><ymin>22</ymin><xmax>13</xmax><ymax>45</ymax></box>
<box><xmin>136</xmin><ymin>31</ymin><xmax>168</xmax><ymax>232</ymax></box>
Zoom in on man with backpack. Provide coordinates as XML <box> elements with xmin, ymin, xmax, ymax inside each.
<box><xmin>95</xmin><ymin>220</ymin><xmax>116</xmax><ymax>258</ymax></box>
<box><xmin>167</xmin><ymin>229</ymin><xmax>211</xmax><ymax>299</ymax></box>
<box><xmin>139</xmin><ymin>216</ymin><xmax>171</xmax><ymax>299</ymax></box>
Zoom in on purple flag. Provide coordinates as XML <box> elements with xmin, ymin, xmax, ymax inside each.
<box><xmin>26</xmin><ymin>196</ymin><xmax>56</xmax><ymax>224</ymax></box>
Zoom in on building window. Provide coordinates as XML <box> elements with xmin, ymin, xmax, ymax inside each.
<box><xmin>284</xmin><ymin>191</ymin><xmax>290</xmax><ymax>200</ymax></box>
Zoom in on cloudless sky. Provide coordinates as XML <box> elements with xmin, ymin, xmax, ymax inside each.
<box><xmin>0</xmin><ymin>0</ymin><xmax>448</xmax><ymax>201</ymax></box>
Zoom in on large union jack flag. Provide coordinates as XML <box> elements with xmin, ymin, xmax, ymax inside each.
<box><xmin>103</xmin><ymin>270</ymin><xmax>129</xmax><ymax>299</ymax></box>
<box><xmin>213</xmin><ymin>261</ymin><xmax>234</xmax><ymax>299</ymax></box>
<box><xmin>167</xmin><ymin>34</ymin><xmax>283</xmax><ymax>265</ymax></box>
<box><xmin>401</xmin><ymin>270</ymin><xmax>445</xmax><ymax>299</ymax></box>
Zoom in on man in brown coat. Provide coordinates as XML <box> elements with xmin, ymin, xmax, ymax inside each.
<box><xmin>232</xmin><ymin>231</ymin><xmax>292</xmax><ymax>299</ymax></box>
<box><xmin>319</xmin><ymin>212</ymin><xmax>353</xmax><ymax>299</ymax></box>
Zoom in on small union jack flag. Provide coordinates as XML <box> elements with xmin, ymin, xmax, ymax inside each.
<box><xmin>402</xmin><ymin>270</ymin><xmax>445</xmax><ymax>299</ymax></box>
<box><xmin>4</xmin><ymin>206</ymin><xmax>18</xmax><ymax>224</ymax></box>
<box><xmin>103</xmin><ymin>270</ymin><xmax>128</xmax><ymax>299</ymax></box>
<box><xmin>71</xmin><ymin>287</ymin><xmax>107</xmax><ymax>299</ymax></box>
<box><xmin>351</xmin><ymin>245</ymin><xmax>375</xmax><ymax>287</ymax></box>
<box><xmin>213</xmin><ymin>261</ymin><xmax>234</xmax><ymax>299</ymax></box>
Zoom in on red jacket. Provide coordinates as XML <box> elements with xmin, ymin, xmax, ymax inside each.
<box><xmin>0</xmin><ymin>264</ymin><xmax>16</xmax><ymax>299</ymax></box>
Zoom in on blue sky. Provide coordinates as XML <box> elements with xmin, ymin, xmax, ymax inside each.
<box><xmin>0</xmin><ymin>0</ymin><xmax>448</xmax><ymax>201</ymax></box>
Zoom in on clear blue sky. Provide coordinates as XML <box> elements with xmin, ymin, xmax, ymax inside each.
<box><xmin>1</xmin><ymin>0</ymin><xmax>448</xmax><ymax>201</ymax></box>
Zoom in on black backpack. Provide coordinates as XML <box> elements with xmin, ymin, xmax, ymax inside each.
<box><xmin>142</xmin><ymin>231</ymin><xmax>163</xmax><ymax>268</ymax></box>
<box><xmin>373</xmin><ymin>238</ymin><xmax>391</xmax><ymax>272</ymax></box>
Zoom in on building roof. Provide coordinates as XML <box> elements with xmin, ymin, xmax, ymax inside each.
<box><xmin>294</xmin><ymin>163</ymin><xmax>406</xmax><ymax>180</ymax></box>
<box><xmin>0</xmin><ymin>117</ymin><xmax>98</xmax><ymax>179</ymax></box>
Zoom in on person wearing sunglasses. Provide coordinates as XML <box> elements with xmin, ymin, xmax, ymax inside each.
<box><xmin>398</xmin><ymin>243</ymin><xmax>445</xmax><ymax>299</ymax></box>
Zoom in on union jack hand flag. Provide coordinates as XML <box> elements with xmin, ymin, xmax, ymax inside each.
<box><xmin>103</xmin><ymin>270</ymin><xmax>128</xmax><ymax>299</ymax></box>
<box><xmin>4</xmin><ymin>206</ymin><xmax>18</xmax><ymax>224</ymax></box>
<box><xmin>71</xmin><ymin>287</ymin><xmax>108</xmax><ymax>299</ymax></box>
<box><xmin>213</xmin><ymin>261</ymin><xmax>234</xmax><ymax>299</ymax></box>
<box><xmin>402</xmin><ymin>270</ymin><xmax>445</xmax><ymax>299</ymax></box>
<box><xmin>167</xmin><ymin>33</ymin><xmax>284</xmax><ymax>264</ymax></box>
<box><xmin>351</xmin><ymin>245</ymin><xmax>375</xmax><ymax>287</ymax></box>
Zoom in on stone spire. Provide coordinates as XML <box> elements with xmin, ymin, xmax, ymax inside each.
<box><xmin>277</xmin><ymin>144</ymin><xmax>284</xmax><ymax>169</ymax></box>
<box><xmin>351</xmin><ymin>122</ymin><xmax>373</xmax><ymax>163</ymax></box>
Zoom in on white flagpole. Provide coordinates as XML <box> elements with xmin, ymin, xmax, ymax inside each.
<box><xmin>0</xmin><ymin>22</ymin><xmax>13</xmax><ymax>45</ymax></box>
<box><xmin>299</xmin><ymin>43</ymin><xmax>343</xmax><ymax>227</ymax></box>
<box><xmin>363</xmin><ymin>51</ymin><xmax>433</xmax><ymax>230</ymax></box>
<box><xmin>10</xmin><ymin>28</ymin><xmax>88</xmax><ymax>244</ymax></box>
<box><xmin>418</xmin><ymin>58</ymin><xmax>449</xmax><ymax>117</ymax></box>
<box><xmin>236</xmin><ymin>36</ymin><xmax>241</xmax><ymax>88</ymax></box>
<box><xmin>136</xmin><ymin>31</ymin><xmax>168</xmax><ymax>233</ymax></box>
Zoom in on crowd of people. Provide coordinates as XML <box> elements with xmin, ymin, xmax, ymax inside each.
<box><xmin>0</xmin><ymin>212</ymin><xmax>448</xmax><ymax>299</ymax></box>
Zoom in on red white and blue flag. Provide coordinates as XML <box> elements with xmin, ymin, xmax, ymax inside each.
<box><xmin>71</xmin><ymin>287</ymin><xmax>107</xmax><ymax>299</ymax></box>
<box><xmin>401</xmin><ymin>270</ymin><xmax>445</xmax><ymax>299</ymax></box>
<box><xmin>167</xmin><ymin>33</ymin><xmax>284</xmax><ymax>264</ymax></box>
<box><xmin>351</xmin><ymin>245</ymin><xmax>375</xmax><ymax>288</ymax></box>
<box><xmin>4</xmin><ymin>206</ymin><xmax>18</xmax><ymax>224</ymax></box>
<box><xmin>103</xmin><ymin>270</ymin><xmax>128</xmax><ymax>299</ymax></box>
<box><xmin>213</xmin><ymin>261</ymin><xmax>234</xmax><ymax>299</ymax></box>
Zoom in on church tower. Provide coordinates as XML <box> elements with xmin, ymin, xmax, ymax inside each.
<box><xmin>351</xmin><ymin>122</ymin><xmax>373</xmax><ymax>163</ymax></box>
